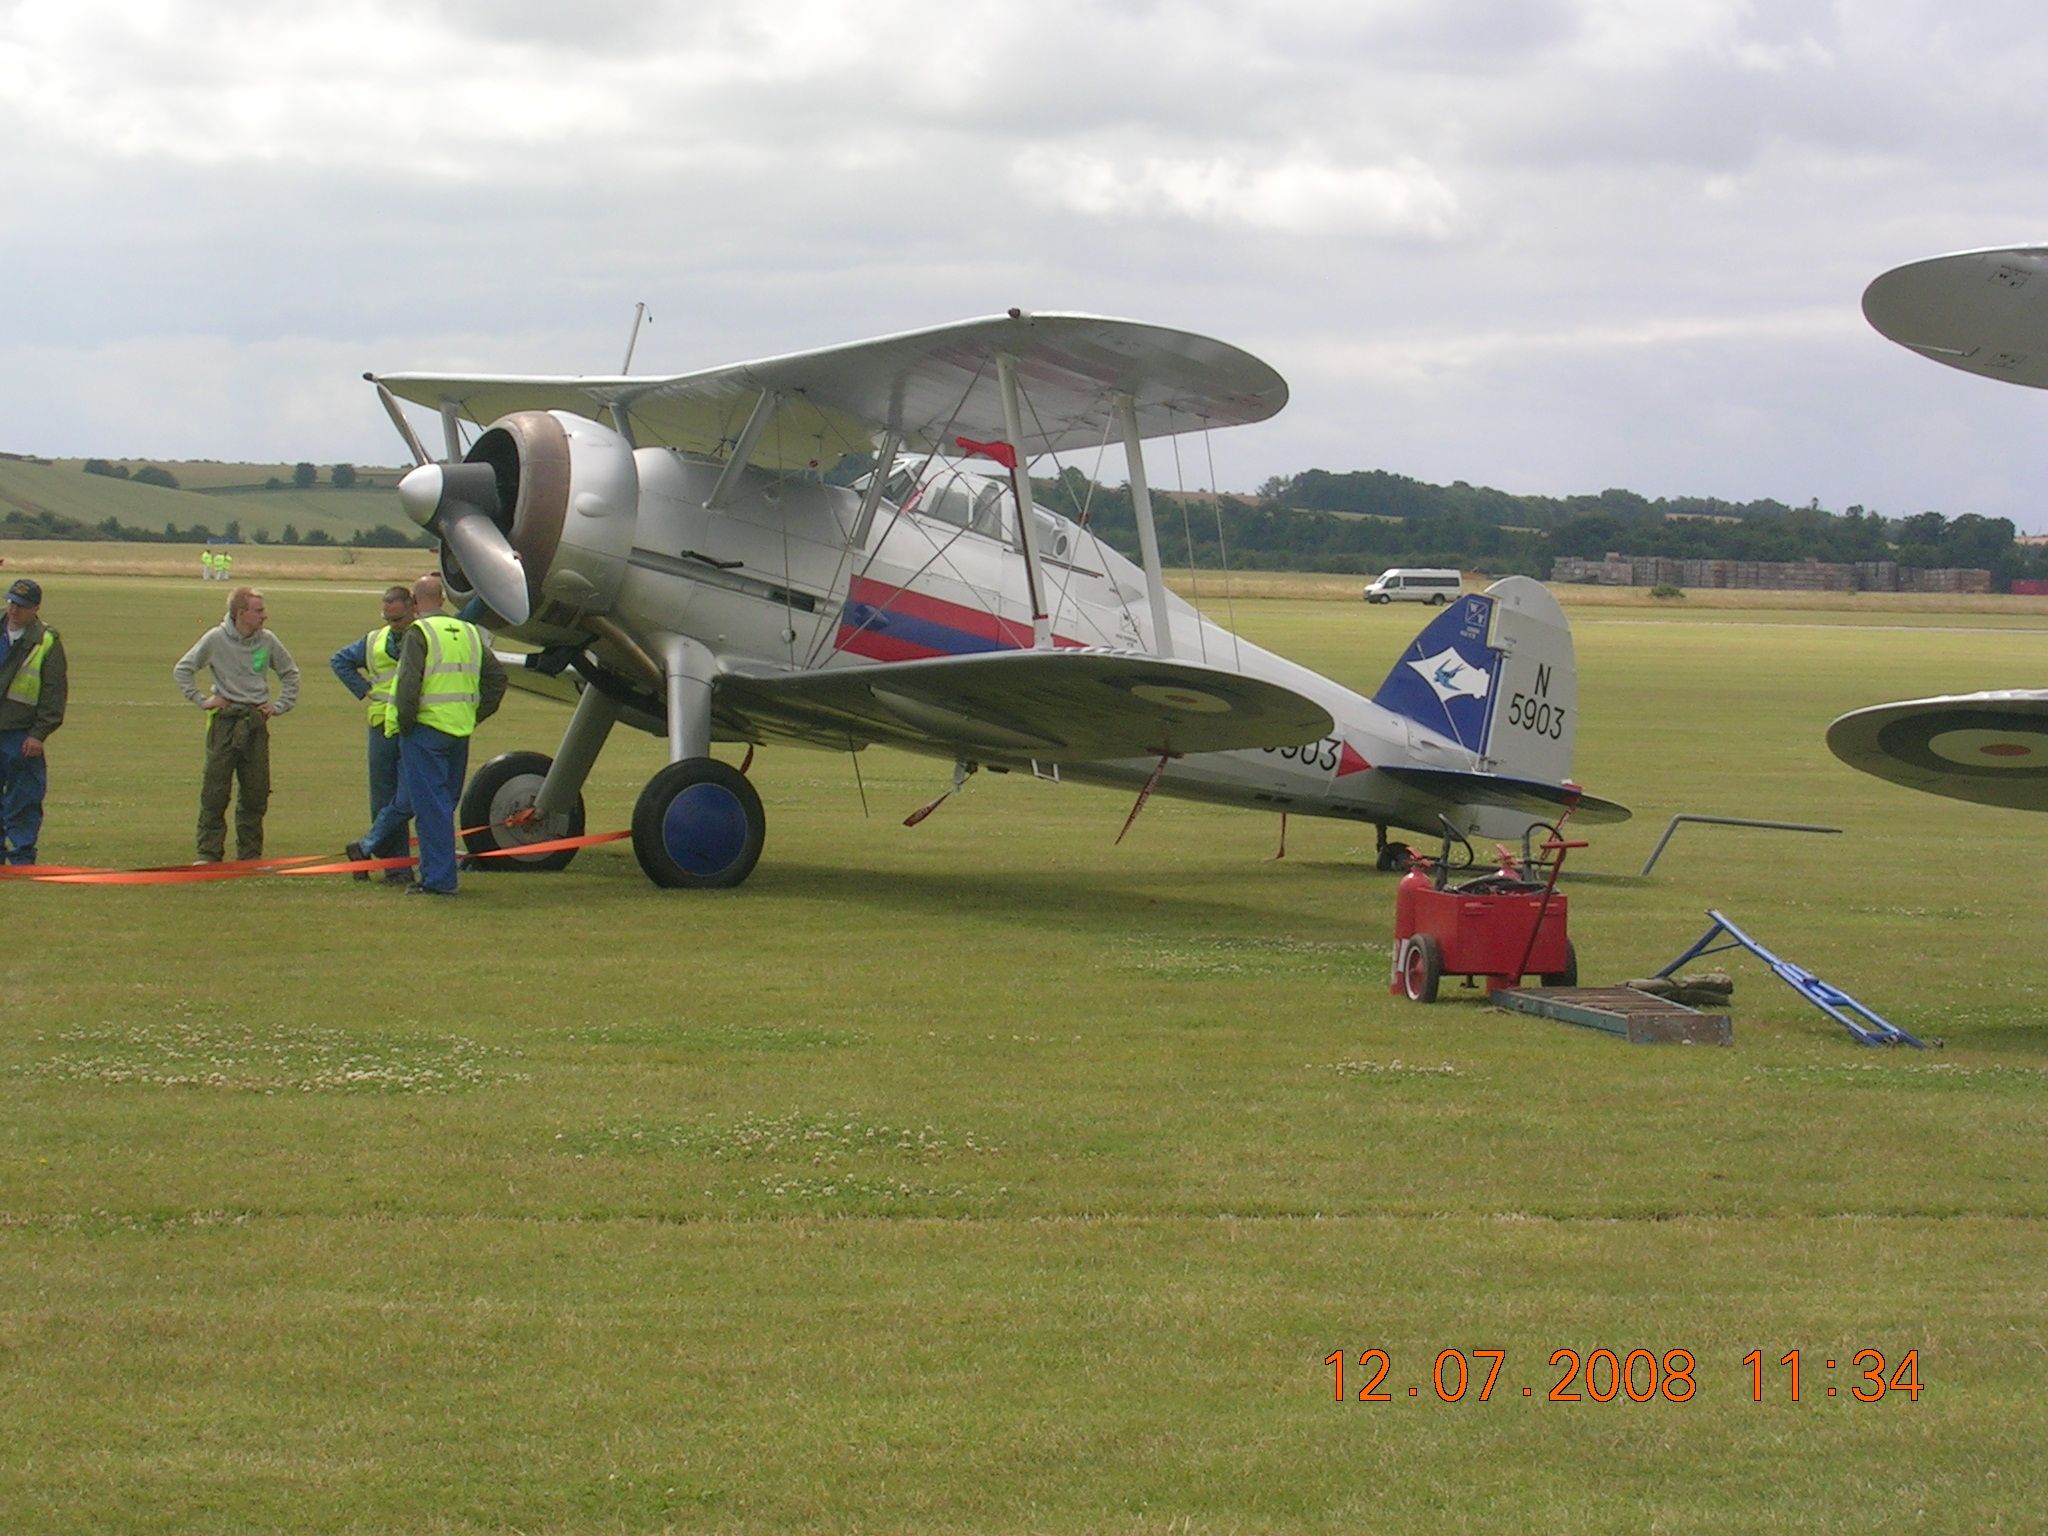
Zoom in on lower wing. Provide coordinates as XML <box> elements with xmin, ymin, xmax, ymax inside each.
<box><xmin>719</xmin><ymin>650</ymin><xmax>1334</xmax><ymax>761</ymax></box>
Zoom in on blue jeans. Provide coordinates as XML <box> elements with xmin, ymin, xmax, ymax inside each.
<box><xmin>0</xmin><ymin>729</ymin><xmax>47</xmax><ymax>865</ymax></box>
<box><xmin>367</xmin><ymin>726</ymin><xmax>401</xmax><ymax>823</ymax></box>
<box><xmin>399</xmin><ymin>725</ymin><xmax>469</xmax><ymax>893</ymax></box>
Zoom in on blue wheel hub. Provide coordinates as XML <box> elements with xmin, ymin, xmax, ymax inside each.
<box><xmin>661</xmin><ymin>782</ymin><xmax>749</xmax><ymax>876</ymax></box>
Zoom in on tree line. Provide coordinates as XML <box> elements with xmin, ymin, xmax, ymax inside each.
<box><xmin>1039</xmin><ymin>468</ymin><xmax>2048</xmax><ymax>586</ymax></box>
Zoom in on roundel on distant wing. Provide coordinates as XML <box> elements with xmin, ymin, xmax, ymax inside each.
<box><xmin>1127</xmin><ymin>681</ymin><xmax>1235</xmax><ymax>715</ymax></box>
<box><xmin>1826</xmin><ymin>693</ymin><xmax>2048</xmax><ymax>811</ymax></box>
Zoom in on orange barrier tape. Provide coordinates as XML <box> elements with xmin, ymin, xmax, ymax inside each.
<box><xmin>28</xmin><ymin>853</ymin><xmax>332</xmax><ymax>885</ymax></box>
<box><xmin>26</xmin><ymin>831</ymin><xmax>633</xmax><ymax>885</ymax></box>
<box><xmin>471</xmin><ymin>829</ymin><xmax>632</xmax><ymax>859</ymax></box>
<box><xmin>36</xmin><ymin>863</ymin><xmax>319</xmax><ymax>886</ymax></box>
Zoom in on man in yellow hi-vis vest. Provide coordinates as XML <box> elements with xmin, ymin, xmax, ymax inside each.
<box><xmin>332</xmin><ymin>585</ymin><xmax>417</xmax><ymax>881</ymax></box>
<box><xmin>0</xmin><ymin>578</ymin><xmax>69</xmax><ymax>866</ymax></box>
<box><xmin>373</xmin><ymin>595</ymin><xmax>506</xmax><ymax>895</ymax></box>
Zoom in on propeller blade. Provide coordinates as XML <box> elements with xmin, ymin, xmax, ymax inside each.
<box><xmin>441</xmin><ymin>504</ymin><xmax>532</xmax><ymax>625</ymax></box>
<box><xmin>396</xmin><ymin>462</ymin><xmax>502</xmax><ymax>532</ymax></box>
<box><xmin>367</xmin><ymin>375</ymin><xmax>432</xmax><ymax>468</ymax></box>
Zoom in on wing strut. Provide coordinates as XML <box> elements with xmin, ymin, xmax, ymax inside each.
<box><xmin>1117</xmin><ymin>391</ymin><xmax>1175</xmax><ymax>658</ymax></box>
<box><xmin>997</xmin><ymin>353</ymin><xmax>1052</xmax><ymax>648</ymax></box>
<box><xmin>438</xmin><ymin>401</ymin><xmax>464</xmax><ymax>460</ymax></box>
<box><xmin>1115</xmin><ymin>752</ymin><xmax>1173</xmax><ymax>844</ymax></box>
<box><xmin>708</xmin><ymin>391</ymin><xmax>780</xmax><ymax>511</ymax></box>
<box><xmin>849</xmin><ymin>429</ymin><xmax>901</xmax><ymax>548</ymax></box>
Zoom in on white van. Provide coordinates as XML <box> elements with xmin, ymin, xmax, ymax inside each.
<box><xmin>1362</xmin><ymin>568</ymin><xmax>1463</xmax><ymax>605</ymax></box>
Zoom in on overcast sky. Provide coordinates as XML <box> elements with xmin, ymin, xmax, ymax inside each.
<box><xmin>6</xmin><ymin>0</ymin><xmax>2048</xmax><ymax>527</ymax></box>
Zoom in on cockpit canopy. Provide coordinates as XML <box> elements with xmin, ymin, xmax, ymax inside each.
<box><xmin>861</xmin><ymin>457</ymin><xmax>1077</xmax><ymax>561</ymax></box>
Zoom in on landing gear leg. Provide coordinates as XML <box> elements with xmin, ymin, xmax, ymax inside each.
<box><xmin>1375</xmin><ymin>824</ymin><xmax>1412</xmax><ymax>873</ymax></box>
<box><xmin>457</xmin><ymin>683</ymin><xmax>617</xmax><ymax>871</ymax></box>
<box><xmin>537</xmin><ymin>684</ymin><xmax>621</xmax><ymax>820</ymax></box>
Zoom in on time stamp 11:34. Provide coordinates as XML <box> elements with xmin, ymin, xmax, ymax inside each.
<box><xmin>1326</xmin><ymin>1348</ymin><xmax>1923</xmax><ymax>1404</ymax></box>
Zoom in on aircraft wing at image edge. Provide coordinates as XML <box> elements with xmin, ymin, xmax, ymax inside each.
<box><xmin>1827</xmin><ymin>692</ymin><xmax>2048</xmax><ymax>811</ymax></box>
<box><xmin>374</xmin><ymin>311</ymin><xmax>1288</xmax><ymax>469</ymax></box>
<box><xmin>1862</xmin><ymin>244</ymin><xmax>2048</xmax><ymax>391</ymax></box>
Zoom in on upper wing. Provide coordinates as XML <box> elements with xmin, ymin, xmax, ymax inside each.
<box><xmin>374</xmin><ymin>313</ymin><xmax>1286</xmax><ymax>471</ymax></box>
<box><xmin>717</xmin><ymin>649</ymin><xmax>1332</xmax><ymax>761</ymax></box>
<box><xmin>1826</xmin><ymin>691</ymin><xmax>2048</xmax><ymax>810</ymax></box>
<box><xmin>1864</xmin><ymin>245</ymin><xmax>2048</xmax><ymax>390</ymax></box>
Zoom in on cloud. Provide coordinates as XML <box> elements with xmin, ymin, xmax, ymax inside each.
<box><xmin>1012</xmin><ymin>146</ymin><xmax>1460</xmax><ymax>237</ymax></box>
<box><xmin>3</xmin><ymin>0</ymin><xmax>2048</xmax><ymax>530</ymax></box>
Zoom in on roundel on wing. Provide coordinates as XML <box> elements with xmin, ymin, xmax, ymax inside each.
<box><xmin>1828</xmin><ymin>694</ymin><xmax>2048</xmax><ymax>811</ymax></box>
<box><xmin>1128</xmin><ymin>682</ymin><xmax>1235</xmax><ymax>715</ymax></box>
<box><xmin>1878</xmin><ymin>708</ymin><xmax>2048</xmax><ymax>780</ymax></box>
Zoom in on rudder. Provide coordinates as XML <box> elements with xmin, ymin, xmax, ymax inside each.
<box><xmin>1369</xmin><ymin>575</ymin><xmax>1579</xmax><ymax>785</ymax></box>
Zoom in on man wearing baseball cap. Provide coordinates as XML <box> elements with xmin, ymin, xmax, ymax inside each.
<box><xmin>0</xmin><ymin>578</ymin><xmax>69</xmax><ymax>865</ymax></box>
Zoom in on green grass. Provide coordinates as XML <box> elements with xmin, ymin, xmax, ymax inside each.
<box><xmin>1</xmin><ymin>579</ymin><xmax>2044</xmax><ymax>1531</ymax></box>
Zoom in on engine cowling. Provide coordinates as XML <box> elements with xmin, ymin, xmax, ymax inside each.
<box><xmin>438</xmin><ymin>410</ymin><xmax>639</xmax><ymax>641</ymax></box>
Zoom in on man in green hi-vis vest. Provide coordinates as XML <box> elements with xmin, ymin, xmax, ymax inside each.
<box><xmin>0</xmin><ymin>578</ymin><xmax>69</xmax><ymax>866</ymax></box>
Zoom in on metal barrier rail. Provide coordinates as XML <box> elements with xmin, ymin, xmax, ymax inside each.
<box><xmin>1639</xmin><ymin>815</ymin><xmax>1841</xmax><ymax>876</ymax></box>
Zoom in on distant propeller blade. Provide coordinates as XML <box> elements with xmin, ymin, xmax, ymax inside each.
<box><xmin>368</xmin><ymin>376</ymin><xmax>432</xmax><ymax>468</ymax></box>
<box><xmin>441</xmin><ymin>505</ymin><xmax>532</xmax><ymax>625</ymax></box>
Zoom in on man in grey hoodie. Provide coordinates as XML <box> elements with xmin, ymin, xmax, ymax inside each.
<box><xmin>173</xmin><ymin>586</ymin><xmax>301</xmax><ymax>862</ymax></box>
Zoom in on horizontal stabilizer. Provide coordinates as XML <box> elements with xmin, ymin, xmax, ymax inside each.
<box><xmin>1827</xmin><ymin>691</ymin><xmax>2048</xmax><ymax>811</ymax></box>
<box><xmin>1375</xmin><ymin>765</ymin><xmax>1632</xmax><ymax>825</ymax></box>
<box><xmin>720</xmin><ymin>649</ymin><xmax>1333</xmax><ymax>762</ymax></box>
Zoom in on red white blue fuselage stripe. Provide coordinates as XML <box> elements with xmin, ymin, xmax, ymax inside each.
<box><xmin>835</xmin><ymin>575</ymin><xmax>1081</xmax><ymax>662</ymax></box>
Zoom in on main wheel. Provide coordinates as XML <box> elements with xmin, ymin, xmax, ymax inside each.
<box><xmin>1541</xmin><ymin>939</ymin><xmax>1579</xmax><ymax>988</ymax></box>
<box><xmin>632</xmin><ymin>757</ymin><xmax>765</xmax><ymax>889</ymax></box>
<box><xmin>1401</xmin><ymin>935</ymin><xmax>1443</xmax><ymax>1003</ymax></box>
<box><xmin>460</xmin><ymin>751</ymin><xmax>586</xmax><ymax>871</ymax></box>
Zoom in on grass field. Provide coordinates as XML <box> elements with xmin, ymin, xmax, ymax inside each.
<box><xmin>2</xmin><ymin>575</ymin><xmax>2044</xmax><ymax>1532</ymax></box>
<box><xmin>0</xmin><ymin>458</ymin><xmax>414</xmax><ymax>545</ymax></box>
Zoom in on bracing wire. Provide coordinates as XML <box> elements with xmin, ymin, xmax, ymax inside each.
<box><xmin>1203</xmin><ymin>423</ymin><xmax>1244</xmax><ymax>673</ymax></box>
<box><xmin>1168</xmin><ymin>420</ymin><xmax>1210</xmax><ymax>664</ymax></box>
<box><xmin>802</xmin><ymin>359</ymin><xmax>992</xmax><ymax>669</ymax></box>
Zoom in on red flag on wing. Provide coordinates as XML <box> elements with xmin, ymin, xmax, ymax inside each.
<box><xmin>955</xmin><ymin>436</ymin><xmax>1018</xmax><ymax>470</ymax></box>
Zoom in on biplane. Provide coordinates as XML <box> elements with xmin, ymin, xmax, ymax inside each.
<box><xmin>369</xmin><ymin>312</ymin><xmax>1628</xmax><ymax>887</ymax></box>
<box><xmin>1832</xmin><ymin>247</ymin><xmax>2048</xmax><ymax>810</ymax></box>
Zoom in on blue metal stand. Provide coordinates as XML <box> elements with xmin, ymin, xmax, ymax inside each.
<box><xmin>1657</xmin><ymin>909</ymin><xmax>1925</xmax><ymax>1049</ymax></box>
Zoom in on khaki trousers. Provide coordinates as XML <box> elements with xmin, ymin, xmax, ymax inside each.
<box><xmin>197</xmin><ymin>710</ymin><xmax>270</xmax><ymax>861</ymax></box>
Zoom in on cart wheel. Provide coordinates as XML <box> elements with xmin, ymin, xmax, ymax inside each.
<box><xmin>1402</xmin><ymin>935</ymin><xmax>1443</xmax><ymax>1003</ymax></box>
<box><xmin>1541</xmin><ymin>940</ymin><xmax>1579</xmax><ymax>988</ymax></box>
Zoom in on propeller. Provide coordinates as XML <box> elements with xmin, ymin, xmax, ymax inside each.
<box><xmin>395</xmin><ymin>463</ymin><xmax>533</xmax><ymax>625</ymax></box>
<box><xmin>367</xmin><ymin>375</ymin><xmax>532</xmax><ymax>625</ymax></box>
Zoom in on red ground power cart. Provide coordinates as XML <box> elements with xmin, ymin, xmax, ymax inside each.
<box><xmin>1390</xmin><ymin>826</ymin><xmax>1584</xmax><ymax>1003</ymax></box>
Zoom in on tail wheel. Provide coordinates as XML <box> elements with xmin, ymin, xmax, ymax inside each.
<box><xmin>632</xmin><ymin>757</ymin><xmax>765</xmax><ymax>889</ymax></box>
<box><xmin>1541</xmin><ymin>940</ymin><xmax>1579</xmax><ymax>988</ymax></box>
<box><xmin>1401</xmin><ymin>935</ymin><xmax>1443</xmax><ymax>1003</ymax></box>
<box><xmin>1376</xmin><ymin>840</ymin><xmax>1412</xmax><ymax>873</ymax></box>
<box><xmin>460</xmin><ymin>750</ymin><xmax>585</xmax><ymax>871</ymax></box>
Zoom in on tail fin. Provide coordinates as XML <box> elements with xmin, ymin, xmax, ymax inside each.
<box><xmin>1369</xmin><ymin>575</ymin><xmax>1580</xmax><ymax>784</ymax></box>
